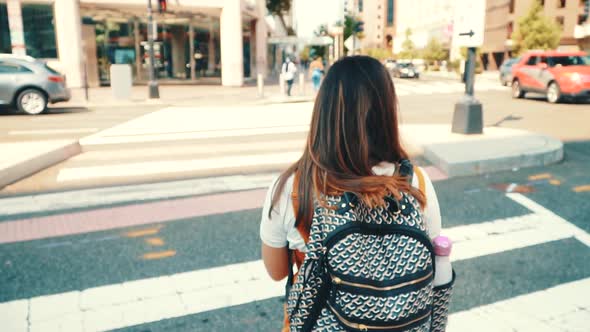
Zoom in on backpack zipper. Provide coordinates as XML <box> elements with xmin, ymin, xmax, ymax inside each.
<box><xmin>328</xmin><ymin>303</ymin><xmax>430</xmax><ymax>331</ymax></box>
<box><xmin>331</xmin><ymin>270</ymin><xmax>433</xmax><ymax>291</ymax></box>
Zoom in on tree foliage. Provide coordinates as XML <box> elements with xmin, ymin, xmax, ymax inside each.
<box><xmin>364</xmin><ymin>48</ymin><xmax>393</xmax><ymax>61</ymax></box>
<box><xmin>422</xmin><ymin>37</ymin><xmax>447</xmax><ymax>63</ymax></box>
<box><xmin>267</xmin><ymin>0</ymin><xmax>294</xmax><ymax>35</ymax></box>
<box><xmin>511</xmin><ymin>0</ymin><xmax>561</xmax><ymax>55</ymax></box>
<box><xmin>398</xmin><ymin>28</ymin><xmax>418</xmax><ymax>60</ymax></box>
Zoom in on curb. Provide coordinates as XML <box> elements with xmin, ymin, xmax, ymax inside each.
<box><xmin>0</xmin><ymin>141</ymin><xmax>82</xmax><ymax>189</ymax></box>
<box><xmin>415</xmin><ymin>128</ymin><xmax>564</xmax><ymax>177</ymax></box>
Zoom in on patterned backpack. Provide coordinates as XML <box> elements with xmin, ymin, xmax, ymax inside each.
<box><xmin>286</xmin><ymin>164</ymin><xmax>454</xmax><ymax>332</ymax></box>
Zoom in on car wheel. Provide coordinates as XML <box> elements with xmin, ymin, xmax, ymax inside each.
<box><xmin>546</xmin><ymin>82</ymin><xmax>561</xmax><ymax>104</ymax></box>
<box><xmin>16</xmin><ymin>89</ymin><xmax>47</xmax><ymax>115</ymax></box>
<box><xmin>512</xmin><ymin>80</ymin><xmax>525</xmax><ymax>99</ymax></box>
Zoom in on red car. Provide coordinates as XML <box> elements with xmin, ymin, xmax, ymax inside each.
<box><xmin>511</xmin><ymin>50</ymin><xmax>590</xmax><ymax>103</ymax></box>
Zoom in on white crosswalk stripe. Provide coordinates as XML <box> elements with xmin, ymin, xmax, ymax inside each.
<box><xmin>1</xmin><ymin>193</ymin><xmax>588</xmax><ymax>331</ymax></box>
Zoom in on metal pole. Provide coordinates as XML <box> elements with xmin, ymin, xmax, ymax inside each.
<box><xmin>451</xmin><ymin>46</ymin><xmax>483</xmax><ymax>134</ymax></box>
<box><xmin>465</xmin><ymin>47</ymin><xmax>476</xmax><ymax>96</ymax></box>
<box><xmin>189</xmin><ymin>24</ymin><xmax>196</xmax><ymax>81</ymax></box>
<box><xmin>147</xmin><ymin>0</ymin><xmax>159</xmax><ymax>99</ymax></box>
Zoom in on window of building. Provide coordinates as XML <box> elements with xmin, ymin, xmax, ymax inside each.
<box><xmin>0</xmin><ymin>4</ymin><xmax>11</xmax><ymax>53</ymax></box>
<box><xmin>558</xmin><ymin>0</ymin><xmax>566</xmax><ymax>8</ymax></box>
<box><xmin>579</xmin><ymin>14</ymin><xmax>587</xmax><ymax>24</ymax></box>
<box><xmin>509</xmin><ymin>0</ymin><xmax>515</xmax><ymax>13</ymax></box>
<box><xmin>556</xmin><ymin>16</ymin><xmax>565</xmax><ymax>27</ymax></box>
<box><xmin>22</xmin><ymin>4</ymin><xmax>57</xmax><ymax>58</ymax></box>
<box><xmin>507</xmin><ymin>21</ymin><xmax>514</xmax><ymax>38</ymax></box>
<box><xmin>540</xmin><ymin>0</ymin><xmax>545</xmax><ymax>6</ymax></box>
<box><xmin>387</xmin><ymin>0</ymin><xmax>395</xmax><ymax>26</ymax></box>
<box><xmin>359</xmin><ymin>0</ymin><xmax>363</xmax><ymax>12</ymax></box>
<box><xmin>377</xmin><ymin>34</ymin><xmax>381</xmax><ymax>39</ymax></box>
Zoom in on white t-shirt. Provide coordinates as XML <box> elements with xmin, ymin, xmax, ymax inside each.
<box><xmin>282</xmin><ymin>61</ymin><xmax>297</xmax><ymax>81</ymax></box>
<box><xmin>260</xmin><ymin>162</ymin><xmax>442</xmax><ymax>253</ymax></box>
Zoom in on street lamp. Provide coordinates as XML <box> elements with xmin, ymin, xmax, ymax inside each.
<box><xmin>146</xmin><ymin>0</ymin><xmax>166</xmax><ymax>99</ymax></box>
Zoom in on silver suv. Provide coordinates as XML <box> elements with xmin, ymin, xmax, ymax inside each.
<box><xmin>0</xmin><ymin>54</ymin><xmax>71</xmax><ymax>115</ymax></box>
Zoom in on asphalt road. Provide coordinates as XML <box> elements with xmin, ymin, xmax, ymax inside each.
<box><xmin>0</xmin><ymin>141</ymin><xmax>588</xmax><ymax>331</ymax></box>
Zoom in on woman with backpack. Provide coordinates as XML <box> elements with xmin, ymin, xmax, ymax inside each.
<box><xmin>260</xmin><ymin>56</ymin><xmax>455</xmax><ymax>332</ymax></box>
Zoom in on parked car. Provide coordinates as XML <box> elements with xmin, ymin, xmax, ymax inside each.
<box><xmin>392</xmin><ymin>62</ymin><xmax>420</xmax><ymax>79</ymax></box>
<box><xmin>499</xmin><ymin>57</ymin><xmax>520</xmax><ymax>86</ymax></box>
<box><xmin>384</xmin><ymin>59</ymin><xmax>397</xmax><ymax>71</ymax></box>
<box><xmin>0</xmin><ymin>54</ymin><xmax>70</xmax><ymax>115</ymax></box>
<box><xmin>511</xmin><ymin>50</ymin><xmax>590</xmax><ymax>103</ymax></box>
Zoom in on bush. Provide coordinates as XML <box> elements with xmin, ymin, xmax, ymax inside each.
<box><xmin>364</xmin><ymin>47</ymin><xmax>393</xmax><ymax>61</ymax></box>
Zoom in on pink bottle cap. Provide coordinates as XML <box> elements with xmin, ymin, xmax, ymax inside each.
<box><xmin>433</xmin><ymin>236</ymin><xmax>452</xmax><ymax>256</ymax></box>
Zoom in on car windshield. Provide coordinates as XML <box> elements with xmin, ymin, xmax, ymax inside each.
<box><xmin>398</xmin><ymin>63</ymin><xmax>413</xmax><ymax>68</ymax></box>
<box><xmin>546</xmin><ymin>56</ymin><xmax>589</xmax><ymax>67</ymax></box>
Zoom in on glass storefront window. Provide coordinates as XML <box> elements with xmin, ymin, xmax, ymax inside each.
<box><xmin>22</xmin><ymin>4</ymin><xmax>57</xmax><ymax>58</ymax></box>
<box><xmin>0</xmin><ymin>4</ymin><xmax>12</xmax><ymax>53</ymax></box>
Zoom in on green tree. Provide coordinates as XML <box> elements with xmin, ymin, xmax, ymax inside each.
<box><xmin>422</xmin><ymin>37</ymin><xmax>448</xmax><ymax>64</ymax></box>
<box><xmin>398</xmin><ymin>29</ymin><xmax>418</xmax><ymax>60</ymax></box>
<box><xmin>364</xmin><ymin>48</ymin><xmax>393</xmax><ymax>61</ymax></box>
<box><xmin>511</xmin><ymin>0</ymin><xmax>561</xmax><ymax>55</ymax></box>
<box><xmin>266</xmin><ymin>0</ymin><xmax>295</xmax><ymax>35</ymax></box>
<box><xmin>344</xmin><ymin>15</ymin><xmax>357</xmax><ymax>41</ymax></box>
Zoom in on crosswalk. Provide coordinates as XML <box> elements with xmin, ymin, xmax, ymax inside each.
<box><xmin>0</xmin><ymin>173</ymin><xmax>588</xmax><ymax>332</ymax></box>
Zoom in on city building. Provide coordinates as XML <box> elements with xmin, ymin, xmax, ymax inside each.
<box><xmin>392</xmin><ymin>0</ymin><xmax>454</xmax><ymax>56</ymax></box>
<box><xmin>0</xmin><ymin>0</ymin><xmax>268</xmax><ymax>88</ymax></box>
<box><xmin>483</xmin><ymin>0</ymin><xmax>589</xmax><ymax>70</ymax></box>
<box><xmin>344</xmin><ymin>0</ymin><xmax>397</xmax><ymax>50</ymax></box>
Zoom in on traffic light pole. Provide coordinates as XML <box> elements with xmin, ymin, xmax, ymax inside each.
<box><xmin>451</xmin><ymin>47</ymin><xmax>483</xmax><ymax>134</ymax></box>
<box><xmin>147</xmin><ymin>0</ymin><xmax>159</xmax><ymax>99</ymax></box>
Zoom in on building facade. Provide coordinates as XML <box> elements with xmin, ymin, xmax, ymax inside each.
<box><xmin>345</xmin><ymin>0</ymin><xmax>397</xmax><ymax>50</ymax></box>
<box><xmin>483</xmin><ymin>0</ymin><xmax>589</xmax><ymax>70</ymax></box>
<box><xmin>0</xmin><ymin>0</ymin><xmax>268</xmax><ymax>87</ymax></box>
<box><xmin>393</xmin><ymin>0</ymin><xmax>454</xmax><ymax>55</ymax></box>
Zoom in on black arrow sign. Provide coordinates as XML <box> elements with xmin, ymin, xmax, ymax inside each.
<box><xmin>459</xmin><ymin>30</ymin><xmax>475</xmax><ymax>37</ymax></box>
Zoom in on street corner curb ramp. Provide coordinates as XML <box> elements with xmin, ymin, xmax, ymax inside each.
<box><xmin>0</xmin><ymin>140</ymin><xmax>81</xmax><ymax>189</ymax></box>
<box><xmin>402</xmin><ymin>125</ymin><xmax>564</xmax><ymax>178</ymax></box>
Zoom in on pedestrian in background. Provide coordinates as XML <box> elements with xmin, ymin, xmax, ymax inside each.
<box><xmin>282</xmin><ymin>57</ymin><xmax>297</xmax><ymax>96</ymax></box>
<box><xmin>260</xmin><ymin>56</ymin><xmax>455</xmax><ymax>331</ymax></box>
<box><xmin>309</xmin><ymin>56</ymin><xmax>324</xmax><ymax>92</ymax></box>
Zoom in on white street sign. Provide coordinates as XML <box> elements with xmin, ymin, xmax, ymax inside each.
<box><xmin>453</xmin><ymin>0</ymin><xmax>486</xmax><ymax>47</ymax></box>
<box><xmin>344</xmin><ymin>36</ymin><xmax>360</xmax><ymax>51</ymax></box>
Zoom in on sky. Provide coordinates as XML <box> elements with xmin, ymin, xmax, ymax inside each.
<box><xmin>293</xmin><ymin>0</ymin><xmax>344</xmax><ymax>38</ymax></box>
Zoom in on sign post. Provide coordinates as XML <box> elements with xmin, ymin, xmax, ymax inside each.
<box><xmin>451</xmin><ymin>0</ymin><xmax>486</xmax><ymax>134</ymax></box>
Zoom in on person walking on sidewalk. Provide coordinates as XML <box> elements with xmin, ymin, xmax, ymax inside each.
<box><xmin>309</xmin><ymin>56</ymin><xmax>324</xmax><ymax>92</ymax></box>
<box><xmin>260</xmin><ymin>56</ymin><xmax>455</xmax><ymax>332</ymax></box>
<box><xmin>282</xmin><ymin>57</ymin><xmax>298</xmax><ymax>96</ymax></box>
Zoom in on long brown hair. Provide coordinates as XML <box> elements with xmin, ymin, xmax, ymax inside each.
<box><xmin>270</xmin><ymin>56</ymin><xmax>426</xmax><ymax>230</ymax></box>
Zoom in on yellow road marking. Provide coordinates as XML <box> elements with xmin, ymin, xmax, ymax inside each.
<box><xmin>145</xmin><ymin>237</ymin><xmax>165</xmax><ymax>246</ymax></box>
<box><xmin>124</xmin><ymin>226</ymin><xmax>161</xmax><ymax>238</ymax></box>
<box><xmin>573</xmin><ymin>185</ymin><xmax>590</xmax><ymax>193</ymax></box>
<box><xmin>142</xmin><ymin>250</ymin><xmax>176</xmax><ymax>260</ymax></box>
<box><xmin>528</xmin><ymin>173</ymin><xmax>552</xmax><ymax>181</ymax></box>
<box><xmin>549</xmin><ymin>179</ymin><xmax>561</xmax><ymax>186</ymax></box>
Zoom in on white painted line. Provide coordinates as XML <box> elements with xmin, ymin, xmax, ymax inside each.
<box><xmin>507</xmin><ymin>193</ymin><xmax>590</xmax><ymax>247</ymax></box>
<box><xmin>80</xmin><ymin>125</ymin><xmax>310</xmax><ymax>146</ymax></box>
<box><xmin>0</xmin><ymin>211</ymin><xmax>578</xmax><ymax>331</ymax></box>
<box><xmin>8</xmin><ymin>128</ymin><xmax>98</xmax><ymax>135</ymax></box>
<box><xmin>0</xmin><ymin>173</ymin><xmax>278</xmax><ymax>216</ymax></box>
<box><xmin>56</xmin><ymin>151</ymin><xmax>301</xmax><ymax>182</ymax></box>
<box><xmin>447</xmin><ymin>277</ymin><xmax>590</xmax><ymax>332</ymax></box>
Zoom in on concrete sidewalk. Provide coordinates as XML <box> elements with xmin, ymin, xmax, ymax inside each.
<box><xmin>62</xmin><ymin>82</ymin><xmax>314</xmax><ymax>108</ymax></box>
<box><xmin>0</xmin><ymin>102</ymin><xmax>563</xmax><ymax>192</ymax></box>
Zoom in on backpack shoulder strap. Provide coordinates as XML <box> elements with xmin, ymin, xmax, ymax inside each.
<box><xmin>414</xmin><ymin>166</ymin><xmax>426</xmax><ymax>195</ymax></box>
<box><xmin>291</xmin><ymin>170</ymin><xmax>310</xmax><ymax>243</ymax></box>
